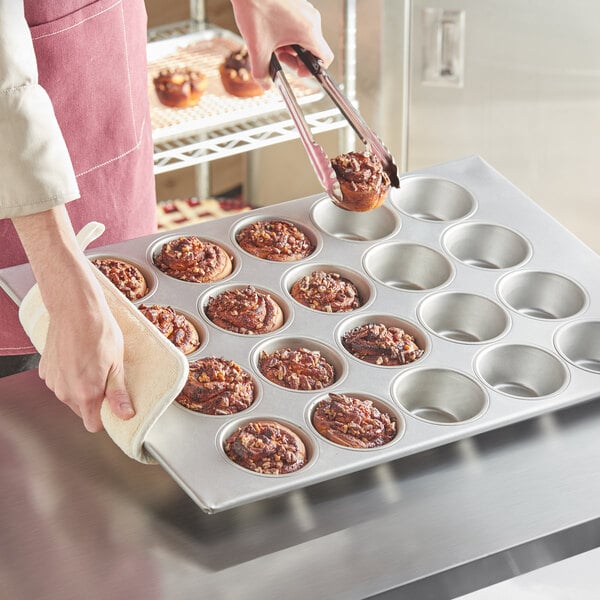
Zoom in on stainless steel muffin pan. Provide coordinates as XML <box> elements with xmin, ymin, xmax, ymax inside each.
<box><xmin>3</xmin><ymin>156</ymin><xmax>600</xmax><ymax>513</ymax></box>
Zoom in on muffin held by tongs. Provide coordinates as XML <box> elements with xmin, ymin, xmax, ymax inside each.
<box><xmin>270</xmin><ymin>45</ymin><xmax>399</xmax><ymax>212</ymax></box>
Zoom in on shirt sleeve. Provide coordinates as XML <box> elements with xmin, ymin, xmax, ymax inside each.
<box><xmin>0</xmin><ymin>0</ymin><xmax>80</xmax><ymax>219</ymax></box>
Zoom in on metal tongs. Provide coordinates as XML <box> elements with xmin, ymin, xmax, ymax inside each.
<box><xmin>269</xmin><ymin>44</ymin><xmax>399</xmax><ymax>207</ymax></box>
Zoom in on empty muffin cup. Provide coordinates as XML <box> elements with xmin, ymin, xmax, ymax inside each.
<box><xmin>443</xmin><ymin>222</ymin><xmax>531</xmax><ymax>269</ymax></box>
<box><xmin>418</xmin><ymin>292</ymin><xmax>510</xmax><ymax>343</ymax></box>
<box><xmin>311</xmin><ymin>199</ymin><xmax>400</xmax><ymax>241</ymax></box>
<box><xmin>498</xmin><ymin>271</ymin><xmax>587</xmax><ymax>320</ymax></box>
<box><xmin>554</xmin><ymin>321</ymin><xmax>600</xmax><ymax>373</ymax></box>
<box><xmin>392</xmin><ymin>368</ymin><xmax>488</xmax><ymax>424</ymax></box>
<box><xmin>475</xmin><ymin>344</ymin><xmax>569</xmax><ymax>398</ymax></box>
<box><xmin>363</xmin><ymin>242</ymin><xmax>454</xmax><ymax>291</ymax></box>
<box><xmin>390</xmin><ymin>176</ymin><xmax>476</xmax><ymax>222</ymax></box>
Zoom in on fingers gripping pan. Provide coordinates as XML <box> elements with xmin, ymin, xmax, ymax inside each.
<box><xmin>18</xmin><ymin>222</ymin><xmax>189</xmax><ymax>464</ymax></box>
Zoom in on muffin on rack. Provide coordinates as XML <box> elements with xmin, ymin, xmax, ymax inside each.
<box><xmin>224</xmin><ymin>420</ymin><xmax>307</xmax><ymax>474</ymax></box>
<box><xmin>236</xmin><ymin>219</ymin><xmax>314</xmax><ymax>262</ymax></box>
<box><xmin>138</xmin><ymin>304</ymin><xmax>200</xmax><ymax>355</ymax></box>
<box><xmin>153</xmin><ymin>67</ymin><xmax>208</xmax><ymax>108</ymax></box>
<box><xmin>154</xmin><ymin>235</ymin><xmax>233</xmax><ymax>283</ymax></box>
<box><xmin>312</xmin><ymin>393</ymin><xmax>397</xmax><ymax>449</ymax></box>
<box><xmin>205</xmin><ymin>285</ymin><xmax>284</xmax><ymax>334</ymax></box>
<box><xmin>341</xmin><ymin>322</ymin><xmax>423</xmax><ymax>366</ymax></box>
<box><xmin>290</xmin><ymin>270</ymin><xmax>362</xmax><ymax>313</ymax></box>
<box><xmin>176</xmin><ymin>356</ymin><xmax>255</xmax><ymax>415</ymax></box>
<box><xmin>331</xmin><ymin>151</ymin><xmax>391</xmax><ymax>212</ymax></box>
<box><xmin>219</xmin><ymin>47</ymin><xmax>265</xmax><ymax>98</ymax></box>
<box><xmin>258</xmin><ymin>347</ymin><xmax>335</xmax><ymax>390</ymax></box>
<box><xmin>91</xmin><ymin>257</ymin><xmax>148</xmax><ymax>301</ymax></box>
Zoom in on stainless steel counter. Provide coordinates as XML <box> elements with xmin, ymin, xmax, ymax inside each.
<box><xmin>2</xmin><ymin>368</ymin><xmax>600</xmax><ymax>599</ymax></box>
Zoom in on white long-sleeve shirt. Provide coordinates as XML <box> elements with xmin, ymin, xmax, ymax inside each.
<box><xmin>0</xmin><ymin>0</ymin><xmax>79</xmax><ymax>218</ymax></box>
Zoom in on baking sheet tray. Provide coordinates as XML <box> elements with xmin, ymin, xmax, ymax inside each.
<box><xmin>147</xmin><ymin>27</ymin><xmax>324</xmax><ymax>143</ymax></box>
<box><xmin>3</xmin><ymin>156</ymin><xmax>600</xmax><ymax>513</ymax></box>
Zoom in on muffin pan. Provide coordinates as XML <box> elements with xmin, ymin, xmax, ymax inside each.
<box><xmin>3</xmin><ymin>156</ymin><xmax>600</xmax><ymax>513</ymax></box>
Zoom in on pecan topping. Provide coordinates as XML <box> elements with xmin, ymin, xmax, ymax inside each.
<box><xmin>154</xmin><ymin>67</ymin><xmax>205</xmax><ymax>89</ymax></box>
<box><xmin>224</xmin><ymin>47</ymin><xmax>252</xmax><ymax>72</ymax></box>
<box><xmin>290</xmin><ymin>270</ymin><xmax>361</xmax><ymax>313</ymax></box>
<box><xmin>91</xmin><ymin>258</ymin><xmax>147</xmax><ymax>301</ymax></box>
<box><xmin>236</xmin><ymin>220</ymin><xmax>314</xmax><ymax>262</ymax></box>
<box><xmin>224</xmin><ymin>420</ymin><xmax>307</xmax><ymax>474</ymax></box>
<box><xmin>138</xmin><ymin>304</ymin><xmax>200</xmax><ymax>355</ymax></box>
<box><xmin>259</xmin><ymin>347</ymin><xmax>335</xmax><ymax>390</ymax></box>
<box><xmin>154</xmin><ymin>236</ymin><xmax>232</xmax><ymax>283</ymax></box>
<box><xmin>342</xmin><ymin>322</ymin><xmax>423</xmax><ymax>366</ymax></box>
<box><xmin>331</xmin><ymin>151</ymin><xmax>390</xmax><ymax>194</ymax></box>
<box><xmin>206</xmin><ymin>285</ymin><xmax>283</xmax><ymax>334</ymax></box>
<box><xmin>176</xmin><ymin>357</ymin><xmax>255</xmax><ymax>415</ymax></box>
<box><xmin>312</xmin><ymin>393</ymin><xmax>397</xmax><ymax>448</ymax></box>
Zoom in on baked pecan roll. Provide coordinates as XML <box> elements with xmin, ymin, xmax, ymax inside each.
<box><xmin>176</xmin><ymin>357</ymin><xmax>255</xmax><ymax>415</ymax></box>
<box><xmin>154</xmin><ymin>236</ymin><xmax>233</xmax><ymax>283</ymax></box>
<box><xmin>206</xmin><ymin>285</ymin><xmax>284</xmax><ymax>334</ymax></box>
<box><xmin>138</xmin><ymin>304</ymin><xmax>200</xmax><ymax>355</ymax></box>
<box><xmin>91</xmin><ymin>258</ymin><xmax>148</xmax><ymax>301</ymax></box>
<box><xmin>259</xmin><ymin>347</ymin><xmax>335</xmax><ymax>390</ymax></box>
<box><xmin>224</xmin><ymin>420</ymin><xmax>307</xmax><ymax>474</ymax></box>
<box><xmin>312</xmin><ymin>393</ymin><xmax>397</xmax><ymax>448</ymax></box>
<box><xmin>236</xmin><ymin>220</ymin><xmax>314</xmax><ymax>262</ymax></box>
<box><xmin>153</xmin><ymin>67</ymin><xmax>208</xmax><ymax>108</ymax></box>
<box><xmin>290</xmin><ymin>270</ymin><xmax>361</xmax><ymax>313</ymax></box>
<box><xmin>331</xmin><ymin>151</ymin><xmax>390</xmax><ymax>212</ymax></box>
<box><xmin>342</xmin><ymin>322</ymin><xmax>423</xmax><ymax>366</ymax></box>
<box><xmin>219</xmin><ymin>47</ymin><xmax>265</xmax><ymax>98</ymax></box>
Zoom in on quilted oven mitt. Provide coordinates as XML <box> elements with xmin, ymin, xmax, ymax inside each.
<box><xmin>18</xmin><ymin>222</ymin><xmax>189</xmax><ymax>464</ymax></box>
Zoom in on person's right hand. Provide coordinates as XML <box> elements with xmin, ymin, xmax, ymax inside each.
<box><xmin>230</xmin><ymin>0</ymin><xmax>334</xmax><ymax>81</ymax></box>
<box><xmin>13</xmin><ymin>206</ymin><xmax>135</xmax><ymax>432</ymax></box>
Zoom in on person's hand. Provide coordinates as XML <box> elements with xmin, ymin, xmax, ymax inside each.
<box><xmin>13</xmin><ymin>206</ymin><xmax>135</xmax><ymax>432</ymax></box>
<box><xmin>230</xmin><ymin>0</ymin><xmax>334</xmax><ymax>81</ymax></box>
<box><xmin>39</xmin><ymin>268</ymin><xmax>134</xmax><ymax>432</ymax></box>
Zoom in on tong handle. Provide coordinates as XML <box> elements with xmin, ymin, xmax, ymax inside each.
<box><xmin>292</xmin><ymin>44</ymin><xmax>323</xmax><ymax>77</ymax></box>
<box><xmin>291</xmin><ymin>45</ymin><xmax>400</xmax><ymax>188</ymax></box>
<box><xmin>269</xmin><ymin>54</ymin><xmax>342</xmax><ymax>205</ymax></box>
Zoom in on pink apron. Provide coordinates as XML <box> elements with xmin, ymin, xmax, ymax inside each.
<box><xmin>0</xmin><ymin>0</ymin><xmax>157</xmax><ymax>355</ymax></box>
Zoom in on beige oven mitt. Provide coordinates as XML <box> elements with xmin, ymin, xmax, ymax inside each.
<box><xmin>18</xmin><ymin>222</ymin><xmax>189</xmax><ymax>464</ymax></box>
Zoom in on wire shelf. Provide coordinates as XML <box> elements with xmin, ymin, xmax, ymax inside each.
<box><xmin>148</xmin><ymin>22</ymin><xmax>347</xmax><ymax>174</ymax></box>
